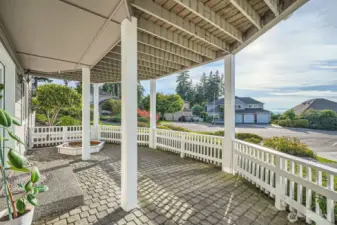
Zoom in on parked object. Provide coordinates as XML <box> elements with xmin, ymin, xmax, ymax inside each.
<box><xmin>178</xmin><ymin>115</ymin><xmax>194</xmax><ymax>122</ymax></box>
<box><xmin>207</xmin><ymin>97</ymin><xmax>271</xmax><ymax>124</ymax></box>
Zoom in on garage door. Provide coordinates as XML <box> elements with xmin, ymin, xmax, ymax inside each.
<box><xmin>235</xmin><ymin>114</ymin><xmax>243</xmax><ymax>123</ymax></box>
<box><xmin>244</xmin><ymin>114</ymin><xmax>254</xmax><ymax>123</ymax></box>
<box><xmin>257</xmin><ymin>113</ymin><xmax>270</xmax><ymax>124</ymax></box>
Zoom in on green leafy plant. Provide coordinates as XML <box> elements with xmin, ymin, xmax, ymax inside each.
<box><xmin>0</xmin><ymin>84</ymin><xmax>48</xmax><ymax>220</ymax></box>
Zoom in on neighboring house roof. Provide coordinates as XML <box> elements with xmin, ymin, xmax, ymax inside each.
<box><xmin>291</xmin><ymin>98</ymin><xmax>337</xmax><ymax>115</ymax></box>
<box><xmin>207</xmin><ymin>97</ymin><xmax>263</xmax><ymax>106</ymax></box>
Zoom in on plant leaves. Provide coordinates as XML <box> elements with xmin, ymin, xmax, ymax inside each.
<box><xmin>7</xmin><ymin>130</ymin><xmax>24</xmax><ymax>145</ymax></box>
<box><xmin>16</xmin><ymin>199</ymin><xmax>26</xmax><ymax>214</ymax></box>
<box><xmin>0</xmin><ymin>109</ymin><xmax>10</xmax><ymax>127</ymax></box>
<box><xmin>7</xmin><ymin>149</ymin><xmax>27</xmax><ymax>169</ymax></box>
<box><xmin>17</xmin><ymin>183</ymin><xmax>24</xmax><ymax>189</ymax></box>
<box><xmin>27</xmin><ymin>194</ymin><xmax>39</xmax><ymax>206</ymax></box>
<box><xmin>12</xmin><ymin>118</ymin><xmax>21</xmax><ymax>126</ymax></box>
<box><xmin>24</xmin><ymin>181</ymin><xmax>33</xmax><ymax>193</ymax></box>
<box><xmin>34</xmin><ymin>185</ymin><xmax>49</xmax><ymax>193</ymax></box>
<box><xmin>31</xmin><ymin>167</ymin><xmax>40</xmax><ymax>183</ymax></box>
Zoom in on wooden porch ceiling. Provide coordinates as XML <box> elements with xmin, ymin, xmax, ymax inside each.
<box><xmin>1</xmin><ymin>0</ymin><xmax>308</xmax><ymax>83</ymax></box>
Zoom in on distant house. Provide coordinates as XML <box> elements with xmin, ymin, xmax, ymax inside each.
<box><xmin>164</xmin><ymin>101</ymin><xmax>193</xmax><ymax>121</ymax></box>
<box><xmin>291</xmin><ymin>98</ymin><xmax>337</xmax><ymax>115</ymax></box>
<box><xmin>207</xmin><ymin>97</ymin><xmax>271</xmax><ymax>124</ymax></box>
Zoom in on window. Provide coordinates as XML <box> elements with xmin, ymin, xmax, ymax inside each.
<box><xmin>237</xmin><ymin>105</ymin><xmax>241</xmax><ymax>109</ymax></box>
<box><xmin>248</xmin><ymin>104</ymin><xmax>252</xmax><ymax>108</ymax></box>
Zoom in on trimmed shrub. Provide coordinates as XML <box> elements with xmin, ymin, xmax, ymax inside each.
<box><xmin>102</xmin><ymin>99</ymin><xmax>121</xmax><ymax>115</ymax></box>
<box><xmin>263</xmin><ymin>137</ymin><xmax>316</xmax><ymax>158</ymax></box>
<box><xmin>108</xmin><ymin>115</ymin><xmax>121</xmax><ymax>123</ymax></box>
<box><xmin>36</xmin><ymin>113</ymin><xmax>47</xmax><ymax>123</ymax></box>
<box><xmin>138</xmin><ymin>117</ymin><xmax>149</xmax><ymax>123</ymax></box>
<box><xmin>158</xmin><ymin>124</ymin><xmax>190</xmax><ymax>132</ymax></box>
<box><xmin>244</xmin><ymin>137</ymin><xmax>261</xmax><ymax>144</ymax></box>
<box><xmin>100</xmin><ymin>115</ymin><xmax>110</xmax><ymax>121</ymax></box>
<box><xmin>236</xmin><ymin>133</ymin><xmax>263</xmax><ymax>142</ymax></box>
<box><xmin>58</xmin><ymin>116</ymin><xmax>81</xmax><ymax>126</ymax></box>
<box><xmin>138</xmin><ymin>121</ymin><xmax>149</xmax><ymax>127</ymax></box>
<box><xmin>278</xmin><ymin>119</ymin><xmax>309</xmax><ymax>128</ymax></box>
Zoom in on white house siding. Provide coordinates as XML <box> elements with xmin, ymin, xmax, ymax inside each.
<box><xmin>244</xmin><ymin>114</ymin><xmax>254</xmax><ymax>123</ymax></box>
<box><xmin>257</xmin><ymin>113</ymin><xmax>270</xmax><ymax>124</ymax></box>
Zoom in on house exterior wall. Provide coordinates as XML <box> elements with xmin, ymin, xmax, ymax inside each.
<box><xmin>0</xmin><ymin>41</ymin><xmax>30</xmax><ymax>154</ymax></box>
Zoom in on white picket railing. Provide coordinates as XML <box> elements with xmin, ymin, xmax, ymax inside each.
<box><xmin>30</xmin><ymin>126</ymin><xmax>82</xmax><ymax>147</ymax></box>
<box><xmin>156</xmin><ymin>129</ymin><xmax>223</xmax><ymax>165</ymax></box>
<box><xmin>234</xmin><ymin>139</ymin><xmax>337</xmax><ymax>225</ymax></box>
<box><xmin>30</xmin><ymin>125</ymin><xmax>337</xmax><ymax>224</ymax></box>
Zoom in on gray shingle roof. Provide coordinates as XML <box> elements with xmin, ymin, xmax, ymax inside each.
<box><xmin>207</xmin><ymin>97</ymin><xmax>263</xmax><ymax>106</ymax></box>
<box><xmin>292</xmin><ymin>98</ymin><xmax>337</xmax><ymax>115</ymax></box>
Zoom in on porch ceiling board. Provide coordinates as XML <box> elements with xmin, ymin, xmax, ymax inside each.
<box><xmin>0</xmin><ymin>0</ymin><xmax>308</xmax><ymax>82</ymax></box>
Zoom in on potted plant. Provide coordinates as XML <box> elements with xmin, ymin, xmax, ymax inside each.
<box><xmin>0</xmin><ymin>84</ymin><xmax>48</xmax><ymax>225</ymax></box>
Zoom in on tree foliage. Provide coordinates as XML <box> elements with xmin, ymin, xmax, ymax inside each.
<box><xmin>33</xmin><ymin>84</ymin><xmax>81</xmax><ymax>126</ymax></box>
<box><xmin>192</xmin><ymin>104</ymin><xmax>204</xmax><ymax>116</ymax></box>
<box><xmin>142</xmin><ymin>93</ymin><xmax>184</xmax><ymax>118</ymax></box>
<box><xmin>102</xmin><ymin>99</ymin><xmax>121</xmax><ymax>115</ymax></box>
<box><xmin>175</xmin><ymin>70</ymin><xmax>224</xmax><ymax>107</ymax></box>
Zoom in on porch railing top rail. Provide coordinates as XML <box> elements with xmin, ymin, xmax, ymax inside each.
<box><xmin>234</xmin><ymin>139</ymin><xmax>337</xmax><ymax>175</ymax></box>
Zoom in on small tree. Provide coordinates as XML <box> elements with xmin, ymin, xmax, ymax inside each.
<box><xmin>142</xmin><ymin>93</ymin><xmax>184</xmax><ymax>118</ymax></box>
<box><xmin>33</xmin><ymin>84</ymin><xmax>81</xmax><ymax>126</ymax></box>
<box><xmin>102</xmin><ymin>99</ymin><xmax>121</xmax><ymax>115</ymax></box>
<box><xmin>192</xmin><ymin>104</ymin><xmax>204</xmax><ymax>116</ymax></box>
<box><xmin>280</xmin><ymin>109</ymin><xmax>296</xmax><ymax>120</ymax></box>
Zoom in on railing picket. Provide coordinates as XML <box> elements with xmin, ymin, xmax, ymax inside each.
<box><xmin>306</xmin><ymin>166</ymin><xmax>312</xmax><ymax>224</ymax></box>
<box><xmin>326</xmin><ymin>174</ymin><xmax>335</xmax><ymax>224</ymax></box>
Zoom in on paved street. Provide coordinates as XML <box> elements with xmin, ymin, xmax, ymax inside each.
<box><xmin>166</xmin><ymin>122</ymin><xmax>337</xmax><ymax>161</ymax></box>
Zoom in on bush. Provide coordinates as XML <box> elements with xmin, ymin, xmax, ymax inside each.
<box><xmin>158</xmin><ymin>124</ymin><xmax>190</xmax><ymax>132</ymax></box>
<box><xmin>108</xmin><ymin>115</ymin><xmax>121</xmax><ymax>123</ymax></box>
<box><xmin>138</xmin><ymin>117</ymin><xmax>149</xmax><ymax>123</ymax></box>
<box><xmin>102</xmin><ymin>99</ymin><xmax>121</xmax><ymax>114</ymax></box>
<box><xmin>278</xmin><ymin>119</ymin><xmax>309</xmax><ymax>128</ymax></box>
<box><xmin>192</xmin><ymin>104</ymin><xmax>204</xmax><ymax>116</ymax></box>
<box><xmin>263</xmin><ymin>137</ymin><xmax>316</xmax><ymax>158</ymax></box>
<box><xmin>58</xmin><ymin>116</ymin><xmax>81</xmax><ymax>126</ymax></box>
<box><xmin>36</xmin><ymin>113</ymin><xmax>47</xmax><ymax>123</ymax></box>
<box><xmin>100</xmin><ymin>115</ymin><xmax>110</xmax><ymax>121</ymax></box>
<box><xmin>236</xmin><ymin>133</ymin><xmax>263</xmax><ymax>142</ymax></box>
<box><xmin>138</xmin><ymin>122</ymin><xmax>149</xmax><ymax>127</ymax></box>
<box><xmin>60</xmin><ymin>106</ymin><xmax>81</xmax><ymax>119</ymax></box>
<box><xmin>302</xmin><ymin>109</ymin><xmax>337</xmax><ymax>130</ymax></box>
<box><xmin>244</xmin><ymin>137</ymin><xmax>262</xmax><ymax>144</ymax></box>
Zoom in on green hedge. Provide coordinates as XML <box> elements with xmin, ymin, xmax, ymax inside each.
<box><xmin>236</xmin><ymin>133</ymin><xmax>263</xmax><ymax>142</ymax></box>
<box><xmin>278</xmin><ymin>119</ymin><xmax>309</xmax><ymax>128</ymax></box>
<box><xmin>263</xmin><ymin>137</ymin><xmax>316</xmax><ymax>158</ymax></box>
<box><xmin>158</xmin><ymin>124</ymin><xmax>190</xmax><ymax>132</ymax></box>
<box><xmin>108</xmin><ymin>115</ymin><xmax>121</xmax><ymax>123</ymax></box>
<box><xmin>58</xmin><ymin>116</ymin><xmax>81</xmax><ymax>126</ymax></box>
<box><xmin>138</xmin><ymin>117</ymin><xmax>149</xmax><ymax>123</ymax></box>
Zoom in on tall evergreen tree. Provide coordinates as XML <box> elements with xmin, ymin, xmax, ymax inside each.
<box><xmin>176</xmin><ymin>71</ymin><xmax>192</xmax><ymax>101</ymax></box>
<box><xmin>206</xmin><ymin>70</ymin><xmax>221</xmax><ymax>102</ymax></box>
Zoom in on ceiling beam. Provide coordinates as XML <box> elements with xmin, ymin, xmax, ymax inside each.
<box><xmin>171</xmin><ymin>0</ymin><xmax>243</xmax><ymax>43</ymax></box>
<box><xmin>104</xmin><ymin>51</ymin><xmax>182</xmax><ymax>70</ymax></box>
<box><xmin>263</xmin><ymin>0</ymin><xmax>279</xmax><ymax>16</ymax></box>
<box><xmin>138</xmin><ymin>32</ymin><xmax>203</xmax><ymax>63</ymax></box>
<box><xmin>97</xmin><ymin>60</ymin><xmax>175</xmax><ymax>74</ymax></box>
<box><xmin>91</xmin><ymin>66</ymin><xmax>163</xmax><ymax>77</ymax></box>
<box><xmin>113</xmin><ymin>44</ymin><xmax>192</xmax><ymax>67</ymax></box>
<box><xmin>229</xmin><ymin>0</ymin><xmax>262</xmax><ymax>29</ymax></box>
<box><xmin>132</xmin><ymin>0</ymin><xmax>230</xmax><ymax>51</ymax></box>
<box><xmin>94</xmin><ymin>62</ymin><xmax>172</xmax><ymax>75</ymax></box>
<box><xmin>138</xmin><ymin>18</ymin><xmax>216</xmax><ymax>59</ymax></box>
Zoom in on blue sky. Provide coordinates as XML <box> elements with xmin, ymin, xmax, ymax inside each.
<box><xmin>140</xmin><ymin>0</ymin><xmax>337</xmax><ymax>113</ymax></box>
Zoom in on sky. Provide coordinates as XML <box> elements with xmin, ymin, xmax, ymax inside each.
<box><xmin>140</xmin><ymin>0</ymin><xmax>337</xmax><ymax>113</ymax></box>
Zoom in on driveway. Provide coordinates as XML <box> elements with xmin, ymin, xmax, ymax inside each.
<box><xmin>165</xmin><ymin>122</ymin><xmax>337</xmax><ymax>161</ymax></box>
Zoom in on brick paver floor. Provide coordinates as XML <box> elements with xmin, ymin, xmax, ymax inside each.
<box><xmin>31</xmin><ymin>144</ymin><xmax>306</xmax><ymax>225</ymax></box>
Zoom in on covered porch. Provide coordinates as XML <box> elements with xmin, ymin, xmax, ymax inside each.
<box><xmin>30</xmin><ymin>143</ymin><xmax>305</xmax><ymax>225</ymax></box>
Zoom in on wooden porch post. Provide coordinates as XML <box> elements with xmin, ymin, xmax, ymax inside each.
<box><xmin>82</xmin><ymin>67</ymin><xmax>91</xmax><ymax>160</ymax></box>
<box><xmin>149</xmin><ymin>79</ymin><xmax>156</xmax><ymax>149</ymax></box>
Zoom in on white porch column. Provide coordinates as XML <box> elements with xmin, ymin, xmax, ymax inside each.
<box><xmin>82</xmin><ymin>67</ymin><xmax>91</xmax><ymax>160</ymax></box>
<box><xmin>92</xmin><ymin>83</ymin><xmax>100</xmax><ymax>139</ymax></box>
<box><xmin>121</xmin><ymin>16</ymin><xmax>138</xmax><ymax>211</ymax></box>
<box><xmin>149</xmin><ymin>79</ymin><xmax>156</xmax><ymax>149</ymax></box>
<box><xmin>223</xmin><ymin>54</ymin><xmax>235</xmax><ymax>174</ymax></box>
